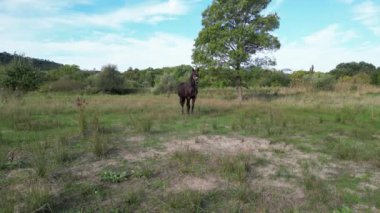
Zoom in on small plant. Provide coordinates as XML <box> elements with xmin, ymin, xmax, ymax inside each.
<box><xmin>333</xmin><ymin>205</ymin><xmax>353</xmax><ymax>213</ymax></box>
<box><xmin>76</xmin><ymin>97</ymin><xmax>88</xmax><ymax>137</ymax></box>
<box><xmin>101</xmin><ymin>170</ymin><xmax>129</xmax><ymax>183</ymax></box>
<box><xmin>132</xmin><ymin>165</ymin><xmax>155</xmax><ymax>179</ymax></box>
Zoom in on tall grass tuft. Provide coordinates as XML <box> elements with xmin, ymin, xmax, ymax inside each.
<box><xmin>31</xmin><ymin>141</ymin><xmax>48</xmax><ymax>178</ymax></box>
<box><xmin>24</xmin><ymin>184</ymin><xmax>51</xmax><ymax>212</ymax></box>
<box><xmin>219</xmin><ymin>155</ymin><xmax>251</xmax><ymax>182</ymax></box>
<box><xmin>76</xmin><ymin>97</ymin><xmax>88</xmax><ymax>137</ymax></box>
<box><xmin>91</xmin><ymin>114</ymin><xmax>107</xmax><ymax>157</ymax></box>
<box><xmin>131</xmin><ymin>115</ymin><xmax>153</xmax><ymax>133</ymax></box>
<box><xmin>54</xmin><ymin>136</ymin><xmax>70</xmax><ymax>164</ymax></box>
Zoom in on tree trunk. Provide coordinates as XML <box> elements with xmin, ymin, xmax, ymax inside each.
<box><xmin>236</xmin><ymin>69</ymin><xmax>243</xmax><ymax>102</ymax></box>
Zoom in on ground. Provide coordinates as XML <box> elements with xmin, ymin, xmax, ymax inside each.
<box><xmin>1</xmin><ymin>87</ymin><xmax>380</xmax><ymax>212</ymax></box>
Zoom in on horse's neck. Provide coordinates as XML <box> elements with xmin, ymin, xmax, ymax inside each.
<box><xmin>189</xmin><ymin>78</ymin><xmax>197</xmax><ymax>88</ymax></box>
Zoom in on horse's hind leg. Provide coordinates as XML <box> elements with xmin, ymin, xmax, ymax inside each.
<box><xmin>191</xmin><ymin>98</ymin><xmax>196</xmax><ymax>114</ymax></box>
<box><xmin>180</xmin><ymin>97</ymin><xmax>185</xmax><ymax>114</ymax></box>
<box><xmin>186</xmin><ymin>98</ymin><xmax>190</xmax><ymax>114</ymax></box>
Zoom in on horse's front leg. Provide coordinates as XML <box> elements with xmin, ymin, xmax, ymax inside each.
<box><xmin>191</xmin><ymin>98</ymin><xmax>196</xmax><ymax>114</ymax></box>
<box><xmin>180</xmin><ymin>97</ymin><xmax>185</xmax><ymax>114</ymax></box>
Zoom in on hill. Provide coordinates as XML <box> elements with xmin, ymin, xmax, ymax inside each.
<box><xmin>0</xmin><ymin>52</ymin><xmax>63</xmax><ymax>70</ymax></box>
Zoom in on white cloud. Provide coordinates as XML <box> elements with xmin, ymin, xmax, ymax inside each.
<box><xmin>0</xmin><ymin>0</ymin><xmax>199</xmax><ymax>70</ymax></box>
<box><xmin>0</xmin><ymin>0</ymin><xmax>194</xmax><ymax>27</ymax></box>
<box><xmin>353</xmin><ymin>0</ymin><xmax>380</xmax><ymax>36</ymax></box>
<box><xmin>69</xmin><ymin>0</ymin><xmax>191</xmax><ymax>27</ymax></box>
<box><xmin>274</xmin><ymin>24</ymin><xmax>380</xmax><ymax>71</ymax></box>
<box><xmin>0</xmin><ymin>32</ymin><xmax>194</xmax><ymax>70</ymax></box>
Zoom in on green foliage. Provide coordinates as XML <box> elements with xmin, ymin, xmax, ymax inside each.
<box><xmin>0</xmin><ymin>52</ymin><xmax>62</xmax><ymax>70</ymax></box>
<box><xmin>257</xmin><ymin>70</ymin><xmax>290</xmax><ymax>87</ymax></box>
<box><xmin>312</xmin><ymin>74</ymin><xmax>336</xmax><ymax>91</ymax></box>
<box><xmin>1</xmin><ymin>55</ymin><xmax>43</xmax><ymax>91</ymax></box>
<box><xmin>192</xmin><ymin>0</ymin><xmax>280</xmax><ymax>100</ymax></box>
<box><xmin>101</xmin><ymin>170</ymin><xmax>129</xmax><ymax>183</ymax></box>
<box><xmin>41</xmin><ymin>78</ymin><xmax>85</xmax><ymax>92</ymax></box>
<box><xmin>193</xmin><ymin>0</ymin><xmax>280</xmax><ymax>69</ymax></box>
<box><xmin>331</xmin><ymin>61</ymin><xmax>377</xmax><ymax>79</ymax></box>
<box><xmin>45</xmin><ymin>65</ymin><xmax>81</xmax><ymax>81</ymax></box>
<box><xmin>97</xmin><ymin>64</ymin><xmax>124</xmax><ymax>93</ymax></box>
<box><xmin>153</xmin><ymin>73</ymin><xmax>177</xmax><ymax>95</ymax></box>
<box><xmin>370</xmin><ymin>69</ymin><xmax>380</xmax><ymax>86</ymax></box>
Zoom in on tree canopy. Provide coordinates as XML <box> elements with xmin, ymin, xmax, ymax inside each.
<box><xmin>192</xmin><ymin>0</ymin><xmax>281</xmax><ymax>100</ymax></box>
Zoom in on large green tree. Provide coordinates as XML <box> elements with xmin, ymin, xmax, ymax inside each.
<box><xmin>1</xmin><ymin>55</ymin><xmax>42</xmax><ymax>91</ymax></box>
<box><xmin>192</xmin><ymin>0</ymin><xmax>280</xmax><ymax>101</ymax></box>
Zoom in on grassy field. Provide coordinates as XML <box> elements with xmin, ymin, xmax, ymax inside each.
<box><xmin>1</xmin><ymin>87</ymin><xmax>380</xmax><ymax>212</ymax></box>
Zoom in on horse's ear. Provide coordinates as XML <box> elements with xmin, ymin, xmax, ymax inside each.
<box><xmin>192</xmin><ymin>68</ymin><xmax>195</xmax><ymax>72</ymax></box>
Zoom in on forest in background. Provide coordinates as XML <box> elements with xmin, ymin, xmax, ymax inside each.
<box><xmin>1</xmin><ymin>52</ymin><xmax>380</xmax><ymax>95</ymax></box>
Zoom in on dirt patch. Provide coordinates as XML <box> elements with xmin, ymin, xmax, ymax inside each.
<box><xmin>169</xmin><ymin>175</ymin><xmax>223</xmax><ymax>192</ymax></box>
<box><xmin>55</xmin><ymin>159</ymin><xmax>119</xmax><ymax>182</ymax></box>
<box><xmin>120</xmin><ymin>134</ymin><xmax>380</xmax><ymax>210</ymax></box>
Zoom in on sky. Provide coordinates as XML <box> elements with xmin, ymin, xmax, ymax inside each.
<box><xmin>0</xmin><ymin>0</ymin><xmax>379</xmax><ymax>72</ymax></box>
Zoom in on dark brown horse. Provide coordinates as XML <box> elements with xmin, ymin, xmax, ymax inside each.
<box><xmin>178</xmin><ymin>68</ymin><xmax>199</xmax><ymax>114</ymax></box>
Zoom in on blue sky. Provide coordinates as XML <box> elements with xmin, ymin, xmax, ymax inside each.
<box><xmin>0</xmin><ymin>0</ymin><xmax>379</xmax><ymax>71</ymax></box>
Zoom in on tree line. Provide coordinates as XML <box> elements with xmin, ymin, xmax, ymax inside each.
<box><xmin>0</xmin><ymin>52</ymin><xmax>379</xmax><ymax>95</ymax></box>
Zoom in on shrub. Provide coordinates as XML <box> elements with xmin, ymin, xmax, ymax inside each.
<box><xmin>42</xmin><ymin>78</ymin><xmax>85</xmax><ymax>92</ymax></box>
<box><xmin>313</xmin><ymin>74</ymin><xmax>336</xmax><ymax>91</ymax></box>
<box><xmin>153</xmin><ymin>73</ymin><xmax>177</xmax><ymax>95</ymax></box>
<box><xmin>1</xmin><ymin>55</ymin><xmax>42</xmax><ymax>91</ymax></box>
<box><xmin>97</xmin><ymin>64</ymin><xmax>124</xmax><ymax>93</ymax></box>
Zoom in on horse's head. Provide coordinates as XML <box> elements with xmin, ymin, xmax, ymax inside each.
<box><xmin>191</xmin><ymin>68</ymin><xmax>200</xmax><ymax>84</ymax></box>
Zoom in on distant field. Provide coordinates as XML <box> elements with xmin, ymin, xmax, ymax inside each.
<box><xmin>1</xmin><ymin>87</ymin><xmax>380</xmax><ymax>212</ymax></box>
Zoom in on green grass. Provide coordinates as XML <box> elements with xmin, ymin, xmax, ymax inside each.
<box><xmin>0</xmin><ymin>88</ymin><xmax>380</xmax><ymax>211</ymax></box>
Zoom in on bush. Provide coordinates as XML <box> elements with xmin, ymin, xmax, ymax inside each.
<box><xmin>41</xmin><ymin>78</ymin><xmax>85</xmax><ymax>92</ymax></box>
<box><xmin>1</xmin><ymin>55</ymin><xmax>42</xmax><ymax>91</ymax></box>
<box><xmin>153</xmin><ymin>73</ymin><xmax>177</xmax><ymax>95</ymax></box>
<box><xmin>97</xmin><ymin>64</ymin><xmax>124</xmax><ymax>93</ymax></box>
<box><xmin>258</xmin><ymin>71</ymin><xmax>291</xmax><ymax>87</ymax></box>
<box><xmin>313</xmin><ymin>74</ymin><xmax>336</xmax><ymax>91</ymax></box>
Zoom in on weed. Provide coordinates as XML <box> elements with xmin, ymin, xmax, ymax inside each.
<box><xmin>76</xmin><ymin>97</ymin><xmax>88</xmax><ymax>137</ymax></box>
<box><xmin>333</xmin><ymin>206</ymin><xmax>353</xmax><ymax>213</ymax></box>
<box><xmin>101</xmin><ymin>170</ymin><xmax>129</xmax><ymax>183</ymax></box>
<box><xmin>91</xmin><ymin>132</ymin><xmax>108</xmax><ymax>157</ymax></box>
<box><xmin>24</xmin><ymin>184</ymin><xmax>51</xmax><ymax>212</ymax></box>
<box><xmin>132</xmin><ymin>165</ymin><xmax>155</xmax><ymax>179</ymax></box>
<box><xmin>31</xmin><ymin>141</ymin><xmax>49</xmax><ymax>178</ymax></box>
<box><xmin>55</xmin><ymin>136</ymin><xmax>71</xmax><ymax>164</ymax></box>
